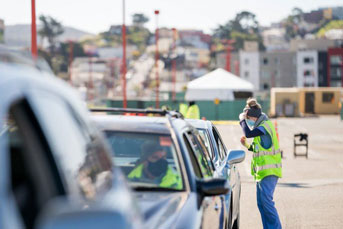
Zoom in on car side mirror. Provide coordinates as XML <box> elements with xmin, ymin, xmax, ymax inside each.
<box><xmin>35</xmin><ymin>198</ymin><xmax>131</xmax><ymax>229</ymax></box>
<box><xmin>227</xmin><ymin>150</ymin><xmax>245</xmax><ymax>165</ymax></box>
<box><xmin>197</xmin><ymin>178</ymin><xmax>230</xmax><ymax>196</ymax></box>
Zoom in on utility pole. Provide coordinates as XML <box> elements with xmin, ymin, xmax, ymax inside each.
<box><xmin>31</xmin><ymin>0</ymin><xmax>37</xmax><ymax>58</ymax></box>
<box><xmin>68</xmin><ymin>41</ymin><xmax>74</xmax><ymax>85</ymax></box>
<box><xmin>154</xmin><ymin>10</ymin><xmax>160</xmax><ymax>108</ymax></box>
<box><xmin>88</xmin><ymin>56</ymin><xmax>93</xmax><ymax>101</ymax></box>
<box><xmin>225</xmin><ymin>40</ymin><xmax>235</xmax><ymax>72</ymax></box>
<box><xmin>172</xmin><ymin>28</ymin><xmax>177</xmax><ymax>101</ymax></box>
<box><xmin>122</xmin><ymin>0</ymin><xmax>127</xmax><ymax>108</ymax></box>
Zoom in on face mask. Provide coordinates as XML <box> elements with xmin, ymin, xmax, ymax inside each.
<box><xmin>246</xmin><ymin>119</ymin><xmax>255</xmax><ymax>127</ymax></box>
<box><xmin>147</xmin><ymin>158</ymin><xmax>168</xmax><ymax>177</ymax></box>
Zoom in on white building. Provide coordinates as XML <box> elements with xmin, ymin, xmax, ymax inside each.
<box><xmin>239</xmin><ymin>51</ymin><xmax>260</xmax><ymax>91</ymax></box>
<box><xmin>296</xmin><ymin>51</ymin><xmax>318</xmax><ymax>87</ymax></box>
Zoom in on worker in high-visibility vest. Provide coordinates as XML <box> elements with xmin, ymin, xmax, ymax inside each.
<box><xmin>239</xmin><ymin>98</ymin><xmax>282</xmax><ymax>229</ymax></box>
<box><xmin>179</xmin><ymin>103</ymin><xmax>188</xmax><ymax>117</ymax></box>
<box><xmin>185</xmin><ymin>101</ymin><xmax>200</xmax><ymax>119</ymax></box>
<box><xmin>128</xmin><ymin>142</ymin><xmax>182</xmax><ymax>189</ymax></box>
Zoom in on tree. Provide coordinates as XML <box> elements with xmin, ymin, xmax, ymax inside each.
<box><xmin>132</xmin><ymin>13</ymin><xmax>149</xmax><ymax>27</ymax></box>
<box><xmin>38</xmin><ymin>15</ymin><xmax>64</xmax><ymax>54</ymax></box>
<box><xmin>213</xmin><ymin>11</ymin><xmax>264</xmax><ymax>50</ymax></box>
<box><xmin>283</xmin><ymin>7</ymin><xmax>304</xmax><ymax>40</ymax></box>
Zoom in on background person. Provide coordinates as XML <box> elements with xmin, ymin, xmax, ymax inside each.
<box><xmin>239</xmin><ymin>98</ymin><xmax>282</xmax><ymax>229</ymax></box>
<box><xmin>185</xmin><ymin>101</ymin><xmax>200</xmax><ymax>119</ymax></box>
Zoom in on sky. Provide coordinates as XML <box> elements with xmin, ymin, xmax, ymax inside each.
<box><xmin>1</xmin><ymin>0</ymin><xmax>342</xmax><ymax>34</ymax></box>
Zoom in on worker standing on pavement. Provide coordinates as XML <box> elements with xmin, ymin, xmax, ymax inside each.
<box><xmin>179</xmin><ymin>102</ymin><xmax>188</xmax><ymax>117</ymax></box>
<box><xmin>239</xmin><ymin>98</ymin><xmax>282</xmax><ymax>229</ymax></box>
<box><xmin>185</xmin><ymin>101</ymin><xmax>200</xmax><ymax>119</ymax></box>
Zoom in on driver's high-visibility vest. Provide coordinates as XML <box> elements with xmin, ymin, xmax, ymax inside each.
<box><xmin>251</xmin><ymin>120</ymin><xmax>282</xmax><ymax>182</ymax></box>
<box><xmin>128</xmin><ymin>164</ymin><xmax>182</xmax><ymax>189</ymax></box>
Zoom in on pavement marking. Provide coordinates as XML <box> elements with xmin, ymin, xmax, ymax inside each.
<box><xmin>212</xmin><ymin>120</ymin><xmax>239</xmax><ymax>125</ymax></box>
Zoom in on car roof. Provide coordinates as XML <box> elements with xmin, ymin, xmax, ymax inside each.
<box><xmin>186</xmin><ymin>119</ymin><xmax>212</xmax><ymax>130</ymax></box>
<box><xmin>0</xmin><ymin>63</ymin><xmax>90</xmax><ymax>123</ymax></box>
<box><xmin>92</xmin><ymin>114</ymin><xmax>193</xmax><ymax>135</ymax></box>
<box><xmin>0</xmin><ymin>45</ymin><xmax>53</xmax><ymax>74</ymax></box>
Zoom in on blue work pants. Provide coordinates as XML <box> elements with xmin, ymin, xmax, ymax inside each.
<box><xmin>256</xmin><ymin>175</ymin><xmax>282</xmax><ymax>229</ymax></box>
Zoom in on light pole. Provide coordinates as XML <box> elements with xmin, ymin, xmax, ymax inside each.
<box><xmin>88</xmin><ymin>55</ymin><xmax>93</xmax><ymax>101</ymax></box>
<box><xmin>225</xmin><ymin>40</ymin><xmax>235</xmax><ymax>72</ymax></box>
<box><xmin>154</xmin><ymin>10</ymin><xmax>160</xmax><ymax>108</ymax></box>
<box><xmin>68</xmin><ymin>40</ymin><xmax>74</xmax><ymax>85</ymax></box>
<box><xmin>31</xmin><ymin>0</ymin><xmax>37</xmax><ymax>58</ymax></box>
<box><xmin>122</xmin><ymin>0</ymin><xmax>127</xmax><ymax>108</ymax></box>
<box><xmin>172</xmin><ymin>28</ymin><xmax>177</xmax><ymax>101</ymax></box>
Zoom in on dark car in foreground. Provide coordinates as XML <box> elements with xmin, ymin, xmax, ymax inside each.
<box><xmin>187</xmin><ymin>119</ymin><xmax>245</xmax><ymax>229</ymax></box>
<box><xmin>0</xmin><ymin>63</ymin><xmax>141</xmax><ymax>228</ymax></box>
<box><xmin>92</xmin><ymin>108</ymin><xmax>245</xmax><ymax>229</ymax></box>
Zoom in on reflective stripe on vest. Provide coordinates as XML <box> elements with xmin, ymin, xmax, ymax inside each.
<box><xmin>253</xmin><ymin>149</ymin><xmax>282</xmax><ymax>158</ymax></box>
<box><xmin>257</xmin><ymin>163</ymin><xmax>282</xmax><ymax>172</ymax></box>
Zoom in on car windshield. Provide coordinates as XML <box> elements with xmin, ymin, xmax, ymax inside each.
<box><xmin>104</xmin><ymin>131</ymin><xmax>184</xmax><ymax>191</ymax></box>
<box><xmin>197</xmin><ymin>128</ymin><xmax>213</xmax><ymax>159</ymax></box>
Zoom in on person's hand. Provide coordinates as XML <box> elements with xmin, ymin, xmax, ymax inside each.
<box><xmin>239</xmin><ymin>112</ymin><xmax>246</xmax><ymax>121</ymax></box>
<box><xmin>240</xmin><ymin>136</ymin><xmax>250</xmax><ymax>149</ymax></box>
<box><xmin>240</xmin><ymin>136</ymin><xmax>246</xmax><ymax>146</ymax></box>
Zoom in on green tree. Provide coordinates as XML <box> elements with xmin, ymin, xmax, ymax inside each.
<box><xmin>213</xmin><ymin>11</ymin><xmax>264</xmax><ymax>50</ymax></box>
<box><xmin>38</xmin><ymin>15</ymin><xmax>64</xmax><ymax>54</ymax></box>
<box><xmin>283</xmin><ymin>7</ymin><xmax>304</xmax><ymax>41</ymax></box>
<box><xmin>132</xmin><ymin>13</ymin><xmax>149</xmax><ymax>27</ymax></box>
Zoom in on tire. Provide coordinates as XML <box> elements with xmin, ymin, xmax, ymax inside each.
<box><xmin>227</xmin><ymin>202</ymin><xmax>233</xmax><ymax>229</ymax></box>
<box><xmin>232</xmin><ymin>199</ymin><xmax>240</xmax><ymax>229</ymax></box>
<box><xmin>232</xmin><ymin>212</ymin><xmax>240</xmax><ymax>229</ymax></box>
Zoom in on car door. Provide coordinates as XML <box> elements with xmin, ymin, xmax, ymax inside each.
<box><xmin>2</xmin><ymin>96</ymin><xmax>66</xmax><ymax>228</ymax></box>
<box><xmin>212</xmin><ymin>126</ymin><xmax>240</xmax><ymax>218</ymax></box>
<box><xmin>183</xmin><ymin>131</ymin><xmax>224</xmax><ymax>229</ymax></box>
<box><xmin>27</xmin><ymin>90</ymin><xmax>142</xmax><ymax>228</ymax></box>
<box><xmin>27</xmin><ymin>90</ymin><xmax>114</xmax><ymax>201</ymax></box>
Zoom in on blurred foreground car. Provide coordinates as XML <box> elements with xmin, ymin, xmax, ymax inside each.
<box><xmin>0</xmin><ymin>63</ymin><xmax>141</xmax><ymax>229</ymax></box>
<box><xmin>92</xmin><ymin>108</ymin><xmax>245</xmax><ymax>229</ymax></box>
<box><xmin>187</xmin><ymin>119</ymin><xmax>245</xmax><ymax>229</ymax></box>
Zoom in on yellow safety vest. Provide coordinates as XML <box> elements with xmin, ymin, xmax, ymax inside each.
<box><xmin>251</xmin><ymin>120</ymin><xmax>282</xmax><ymax>182</ymax></box>
<box><xmin>128</xmin><ymin>164</ymin><xmax>183</xmax><ymax>189</ymax></box>
<box><xmin>185</xmin><ymin>104</ymin><xmax>200</xmax><ymax>119</ymax></box>
<box><xmin>179</xmin><ymin>103</ymin><xmax>188</xmax><ymax>117</ymax></box>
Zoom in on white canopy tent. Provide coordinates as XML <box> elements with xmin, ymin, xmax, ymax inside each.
<box><xmin>185</xmin><ymin>68</ymin><xmax>254</xmax><ymax>101</ymax></box>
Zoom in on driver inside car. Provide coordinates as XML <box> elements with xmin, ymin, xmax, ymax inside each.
<box><xmin>128</xmin><ymin>142</ymin><xmax>182</xmax><ymax>189</ymax></box>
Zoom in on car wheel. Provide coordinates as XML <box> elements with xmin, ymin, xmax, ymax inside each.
<box><xmin>232</xmin><ymin>203</ymin><xmax>240</xmax><ymax>229</ymax></box>
<box><xmin>226</xmin><ymin>202</ymin><xmax>233</xmax><ymax>229</ymax></box>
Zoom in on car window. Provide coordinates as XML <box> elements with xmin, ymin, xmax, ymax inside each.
<box><xmin>184</xmin><ymin>132</ymin><xmax>213</xmax><ymax>178</ymax></box>
<box><xmin>197</xmin><ymin>128</ymin><xmax>214</xmax><ymax>160</ymax></box>
<box><xmin>212</xmin><ymin>127</ymin><xmax>227</xmax><ymax>160</ymax></box>
<box><xmin>183</xmin><ymin>134</ymin><xmax>202</xmax><ymax>178</ymax></box>
<box><xmin>104</xmin><ymin>131</ymin><xmax>184</xmax><ymax>191</ymax></box>
<box><xmin>194</xmin><ymin>131</ymin><xmax>215</xmax><ymax>172</ymax></box>
<box><xmin>6</xmin><ymin>99</ymin><xmax>64</xmax><ymax>228</ymax></box>
<box><xmin>30</xmin><ymin>93</ymin><xmax>113</xmax><ymax>200</ymax></box>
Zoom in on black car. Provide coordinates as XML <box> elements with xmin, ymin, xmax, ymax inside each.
<box><xmin>0</xmin><ymin>63</ymin><xmax>141</xmax><ymax>228</ymax></box>
<box><xmin>187</xmin><ymin>119</ymin><xmax>245</xmax><ymax>229</ymax></box>
<box><xmin>92</xmin><ymin>108</ymin><xmax>245</xmax><ymax>229</ymax></box>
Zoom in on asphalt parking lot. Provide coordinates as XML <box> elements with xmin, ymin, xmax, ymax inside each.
<box><xmin>217</xmin><ymin>116</ymin><xmax>343</xmax><ymax>229</ymax></box>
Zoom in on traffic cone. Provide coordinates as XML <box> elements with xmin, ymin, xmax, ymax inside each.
<box><xmin>274</xmin><ymin>120</ymin><xmax>279</xmax><ymax>141</ymax></box>
<box><xmin>274</xmin><ymin>120</ymin><xmax>283</xmax><ymax>158</ymax></box>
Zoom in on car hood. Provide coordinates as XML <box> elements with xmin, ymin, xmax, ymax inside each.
<box><xmin>134</xmin><ymin>191</ymin><xmax>189</xmax><ymax>229</ymax></box>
